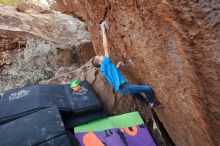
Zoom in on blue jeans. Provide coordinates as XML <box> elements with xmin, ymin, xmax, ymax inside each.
<box><xmin>118</xmin><ymin>82</ymin><xmax>154</xmax><ymax>103</ymax></box>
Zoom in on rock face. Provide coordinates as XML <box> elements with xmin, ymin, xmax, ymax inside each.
<box><xmin>71</xmin><ymin>1</ymin><xmax>219</xmax><ymax>146</ymax></box>
<box><xmin>0</xmin><ymin>7</ymin><xmax>94</xmax><ymax>94</ymax></box>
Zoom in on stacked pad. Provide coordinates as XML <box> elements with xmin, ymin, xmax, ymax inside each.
<box><xmin>74</xmin><ymin>112</ymin><xmax>156</xmax><ymax>146</ymax></box>
<box><xmin>0</xmin><ymin>84</ymin><xmax>72</xmax><ymax>124</ymax></box>
<box><xmin>0</xmin><ymin>80</ymin><xmax>106</xmax><ymax>127</ymax></box>
<box><xmin>0</xmin><ymin>106</ymin><xmax>73</xmax><ymax>146</ymax></box>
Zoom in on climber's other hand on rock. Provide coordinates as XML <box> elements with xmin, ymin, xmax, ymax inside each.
<box><xmin>116</xmin><ymin>61</ymin><xmax>125</xmax><ymax>68</ymax></box>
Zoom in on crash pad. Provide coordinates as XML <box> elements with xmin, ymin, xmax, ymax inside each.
<box><xmin>74</xmin><ymin>112</ymin><xmax>143</xmax><ymax>132</ymax></box>
<box><xmin>0</xmin><ymin>80</ymin><xmax>105</xmax><ymax>126</ymax></box>
<box><xmin>74</xmin><ymin>112</ymin><xmax>156</xmax><ymax>146</ymax></box>
<box><xmin>64</xmin><ymin>111</ymin><xmax>107</xmax><ymax>128</ymax></box>
<box><xmin>69</xmin><ymin>80</ymin><xmax>102</xmax><ymax>113</ymax></box>
<box><xmin>39</xmin><ymin>135</ymin><xmax>72</xmax><ymax>146</ymax></box>
<box><xmin>0</xmin><ymin>106</ymin><xmax>72</xmax><ymax>146</ymax></box>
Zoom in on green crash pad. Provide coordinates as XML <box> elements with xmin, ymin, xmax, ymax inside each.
<box><xmin>74</xmin><ymin>111</ymin><xmax>144</xmax><ymax>133</ymax></box>
<box><xmin>74</xmin><ymin>111</ymin><xmax>156</xmax><ymax>146</ymax></box>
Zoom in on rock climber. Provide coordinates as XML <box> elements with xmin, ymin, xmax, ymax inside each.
<box><xmin>92</xmin><ymin>21</ymin><xmax>162</xmax><ymax>109</ymax></box>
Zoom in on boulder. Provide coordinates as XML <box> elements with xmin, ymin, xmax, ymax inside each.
<box><xmin>71</xmin><ymin>0</ymin><xmax>219</xmax><ymax>146</ymax></box>
<box><xmin>16</xmin><ymin>2</ymin><xmax>52</xmax><ymax>14</ymax></box>
<box><xmin>0</xmin><ymin>7</ymin><xmax>94</xmax><ymax>94</ymax></box>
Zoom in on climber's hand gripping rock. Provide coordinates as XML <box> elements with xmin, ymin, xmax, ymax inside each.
<box><xmin>116</xmin><ymin>61</ymin><xmax>125</xmax><ymax>68</ymax></box>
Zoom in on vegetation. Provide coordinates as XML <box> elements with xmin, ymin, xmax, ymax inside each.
<box><xmin>0</xmin><ymin>0</ymin><xmax>24</xmax><ymax>6</ymax></box>
<box><xmin>0</xmin><ymin>0</ymin><xmax>39</xmax><ymax>6</ymax></box>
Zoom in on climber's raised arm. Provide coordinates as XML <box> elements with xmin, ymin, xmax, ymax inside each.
<box><xmin>101</xmin><ymin>21</ymin><xmax>109</xmax><ymax>58</ymax></box>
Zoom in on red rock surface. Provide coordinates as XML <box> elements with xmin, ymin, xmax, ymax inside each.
<box><xmin>16</xmin><ymin>2</ymin><xmax>52</xmax><ymax>14</ymax></box>
<box><xmin>51</xmin><ymin>0</ymin><xmax>86</xmax><ymax>20</ymax></box>
<box><xmin>73</xmin><ymin>1</ymin><xmax>220</xmax><ymax>146</ymax></box>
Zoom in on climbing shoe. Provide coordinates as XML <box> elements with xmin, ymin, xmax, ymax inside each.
<box><xmin>149</xmin><ymin>101</ymin><xmax>163</xmax><ymax>109</ymax></box>
<box><xmin>143</xmin><ymin>101</ymin><xmax>149</xmax><ymax>106</ymax></box>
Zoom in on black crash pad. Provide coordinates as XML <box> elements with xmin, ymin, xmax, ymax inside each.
<box><xmin>70</xmin><ymin>80</ymin><xmax>102</xmax><ymax>113</ymax></box>
<box><xmin>0</xmin><ymin>106</ymin><xmax>73</xmax><ymax>146</ymax></box>
<box><xmin>39</xmin><ymin>135</ymin><xmax>72</xmax><ymax>146</ymax></box>
<box><xmin>64</xmin><ymin>110</ymin><xmax>107</xmax><ymax>128</ymax></box>
<box><xmin>0</xmin><ymin>84</ymin><xmax>72</xmax><ymax>124</ymax></box>
<box><xmin>0</xmin><ymin>80</ymin><xmax>105</xmax><ymax>126</ymax></box>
